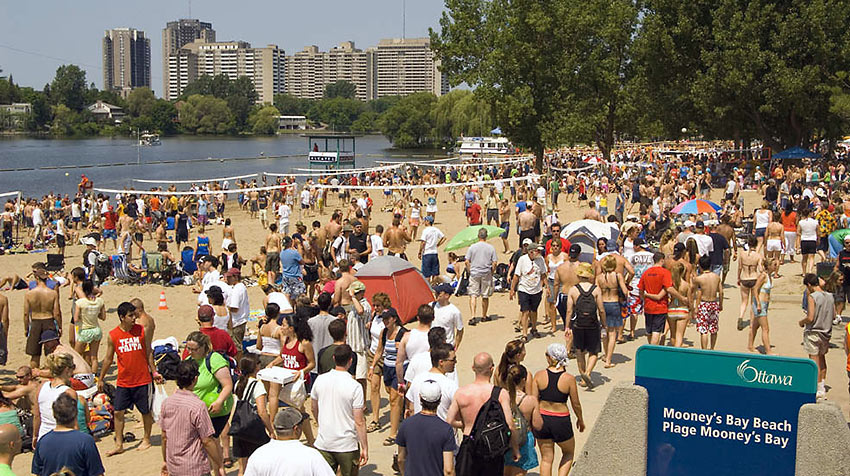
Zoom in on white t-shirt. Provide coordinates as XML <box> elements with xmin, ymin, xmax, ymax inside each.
<box><xmin>405</xmin><ymin>371</ymin><xmax>457</xmax><ymax>421</ymax></box>
<box><xmin>799</xmin><ymin>217</ymin><xmax>818</xmax><ymax>241</ymax></box>
<box><xmin>198</xmin><ymin>275</ymin><xmax>231</xmax><ymax>306</ymax></box>
<box><xmin>300</xmin><ymin>190</ymin><xmax>311</xmax><ymax>206</ymax></box>
<box><xmin>515</xmin><ymin>254</ymin><xmax>546</xmax><ymax>294</ymax></box>
<box><xmin>332</xmin><ymin>235</ymin><xmax>348</xmax><ymax>261</ymax></box>
<box><xmin>369</xmin><ymin>234</ymin><xmax>384</xmax><ymax>259</ymax></box>
<box><xmin>244</xmin><ymin>439</ymin><xmax>334</xmax><ymax>476</ymax></box>
<box><xmin>277</xmin><ymin>204</ymin><xmax>291</xmax><ymax>224</ymax></box>
<box><xmin>419</xmin><ymin>226</ymin><xmax>445</xmax><ymax>256</ymax></box>
<box><xmin>237</xmin><ymin>377</ymin><xmax>268</xmax><ymax>403</ymax></box>
<box><xmin>267</xmin><ymin>291</ymin><xmax>293</xmax><ymax>314</ymax></box>
<box><xmin>310</xmin><ymin>369</ymin><xmax>365</xmax><ymax>453</ymax></box>
<box><xmin>690</xmin><ymin>233</ymin><xmax>714</xmax><ymax>257</ymax></box>
<box><xmin>32</xmin><ymin>208</ymin><xmax>43</xmax><ymax>226</ymax></box>
<box><xmin>432</xmin><ymin>302</ymin><xmax>463</xmax><ymax>346</ymax></box>
<box><xmin>227</xmin><ymin>282</ymin><xmax>250</xmax><ymax>326</ymax></box>
<box><xmin>369</xmin><ymin>317</ymin><xmax>385</xmax><ymax>354</ymax></box>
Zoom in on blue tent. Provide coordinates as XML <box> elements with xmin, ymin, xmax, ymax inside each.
<box><xmin>490</xmin><ymin>127</ymin><xmax>502</xmax><ymax>135</ymax></box>
<box><xmin>772</xmin><ymin>146</ymin><xmax>821</xmax><ymax>160</ymax></box>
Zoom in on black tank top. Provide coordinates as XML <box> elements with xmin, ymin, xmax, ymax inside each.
<box><xmin>539</xmin><ymin>368</ymin><xmax>570</xmax><ymax>403</ymax></box>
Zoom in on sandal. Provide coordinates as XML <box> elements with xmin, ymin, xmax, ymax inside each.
<box><xmin>223</xmin><ymin>458</ymin><xmax>235</xmax><ymax>469</ymax></box>
<box><xmin>468</xmin><ymin>317</ymin><xmax>481</xmax><ymax>326</ymax></box>
<box><xmin>367</xmin><ymin>421</ymin><xmax>381</xmax><ymax>433</ymax></box>
<box><xmin>383</xmin><ymin>436</ymin><xmax>396</xmax><ymax>446</ymax></box>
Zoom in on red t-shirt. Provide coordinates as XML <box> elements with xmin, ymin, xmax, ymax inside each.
<box><xmin>466</xmin><ymin>203</ymin><xmax>482</xmax><ymax>225</ymax></box>
<box><xmin>638</xmin><ymin>265</ymin><xmax>673</xmax><ymax>314</ymax></box>
<box><xmin>545</xmin><ymin>237</ymin><xmax>572</xmax><ymax>256</ymax></box>
<box><xmin>180</xmin><ymin>326</ymin><xmax>237</xmax><ymax>359</ymax></box>
<box><xmin>103</xmin><ymin>211</ymin><xmax>117</xmax><ymax>230</ymax></box>
<box><xmin>109</xmin><ymin>324</ymin><xmax>152</xmax><ymax>388</ymax></box>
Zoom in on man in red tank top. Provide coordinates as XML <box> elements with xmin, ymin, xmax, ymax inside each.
<box><xmin>98</xmin><ymin>302</ymin><xmax>162</xmax><ymax>456</ymax></box>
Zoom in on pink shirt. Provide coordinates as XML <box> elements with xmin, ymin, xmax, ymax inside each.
<box><xmin>160</xmin><ymin>389</ymin><xmax>215</xmax><ymax>476</ymax></box>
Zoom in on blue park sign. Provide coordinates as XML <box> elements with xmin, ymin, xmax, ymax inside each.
<box><xmin>634</xmin><ymin>346</ymin><xmax>817</xmax><ymax>476</ymax></box>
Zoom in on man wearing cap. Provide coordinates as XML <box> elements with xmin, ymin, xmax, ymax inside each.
<box><xmin>311</xmin><ymin>344</ymin><xmax>368</xmax><ymax>476</ymax></box>
<box><xmin>466</xmin><ymin>227</ymin><xmax>498</xmax><ymax>325</ymax></box>
<box><xmin>24</xmin><ymin>266</ymin><xmax>61</xmax><ymax>369</ymax></box>
<box><xmin>466</xmin><ymin>197</ymin><xmax>482</xmax><ymax>226</ymax></box>
<box><xmin>333</xmin><ymin>224</ymin><xmax>353</xmax><ymax>264</ymax></box>
<box><xmin>677</xmin><ymin>220</ymin><xmax>696</xmax><ymax>244</ymax></box>
<box><xmin>690</xmin><ymin>220</ymin><xmax>714</xmax><ymax>258</ymax></box>
<box><xmin>418</xmin><ymin>216</ymin><xmax>446</xmax><ymax>286</ymax></box>
<box><xmin>246</xmin><ymin>407</ymin><xmax>331</xmax><ymax>474</ymax></box>
<box><xmin>280</xmin><ymin>236</ymin><xmax>306</xmax><ymax>301</ymax></box>
<box><xmin>511</xmin><ymin>242</ymin><xmax>547</xmax><ymax>340</ymax></box>
<box><xmin>181</xmin><ymin>305</ymin><xmax>238</xmax><ymax>360</ymax></box>
<box><xmin>160</xmin><ymin>360</ymin><xmax>226</xmax><ymax>476</ymax></box>
<box><xmin>348</xmin><ymin>220</ymin><xmax>372</xmax><ymax>265</ymax></box>
<box><xmin>405</xmin><ymin>342</ymin><xmax>457</xmax><ymax>420</ymax></box>
<box><xmin>397</xmin><ymin>376</ymin><xmax>456</xmax><ymax>476</ymax></box>
<box><xmin>225</xmin><ymin>268</ymin><xmax>250</xmax><ymax>359</ymax></box>
<box><xmin>625</xmin><ymin>238</ymin><xmax>654</xmax><ymax>341</ymax></box>
<box><xmin>432</xmin><ymin>283</ymin><xmax>464</xmax><ymax>350</ymax></box>
<box><xmin>347</xmin><ymin>281</ymin><xmax>372</xmax><ymax>396</ymax></box>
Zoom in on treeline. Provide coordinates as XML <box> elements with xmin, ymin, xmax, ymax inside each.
<box><xmin>432</xmin><ymin>0</ymin><xmax>850</xmax><ymax>167</ymax></box>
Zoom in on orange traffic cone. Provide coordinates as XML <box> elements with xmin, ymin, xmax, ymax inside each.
<box><xmin>158</xmin><ymin>291</ymin><xmax>168</xmax><ymax>311</ymax></box>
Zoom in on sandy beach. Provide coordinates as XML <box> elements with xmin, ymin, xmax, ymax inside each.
<box><xmin>3</xmin><ymin>186</ymin><xmax>848</xmax><ymax>476</ymax></box>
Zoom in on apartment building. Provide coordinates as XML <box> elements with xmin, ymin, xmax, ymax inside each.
<box><xmin>102</xmin><ymin>28</ymin><xmax>151</xmax><ymax>97</ymax></box>
<box><xmin>370</xmin><ymin>38</ymin><xmax>448</xmax><ymax>98</ymax></box>
<box><xmin>285</xmin><ymin>42</ymin><xmax>371</xmax><ymax>100</ymax></box>
<box><xmin>162</xmin><ymin>19</ymin><xmax>216</xmax><ymax>100</ymax></box>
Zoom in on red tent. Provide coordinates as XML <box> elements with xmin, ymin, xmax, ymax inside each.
<box><xmin>356</xmin><ymin>256</ymin><xmax>434</xmax><ymax>324</ymax></box>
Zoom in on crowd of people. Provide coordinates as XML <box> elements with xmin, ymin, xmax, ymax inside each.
<box><xmin>0</xmin><ymin>144</ymin><xmax>848</xmax><ymax>475</ymax></box>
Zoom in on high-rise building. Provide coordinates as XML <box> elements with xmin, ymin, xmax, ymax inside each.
<box><xmin>370</xmin><ymin>38</ymin><xmax>448</xmax><ymax>98</ymax></box>
<box><xmin>162</xmin><ymin>19</ymin><xmax>215</xmax><ymax>100</ymax></box>
<box><xmin>285</xmin><ymin>42</ymin><xmax>371</xmax><ymax>100</ymax></box>
<box><xmin>102</xmin><ymin>28</ymin><xmax>151</xmax><ymax>97</ymax></box>
<box><xmin>196</xmin><ymin>42</ymin><xmax>285</xmax><ymax>104</ymax></box>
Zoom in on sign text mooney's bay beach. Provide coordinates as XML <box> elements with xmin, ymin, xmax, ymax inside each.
<box><xmin>661</xmin><ymin>407</ymin><xmax>792</xmax><ymax>448</ymax></box>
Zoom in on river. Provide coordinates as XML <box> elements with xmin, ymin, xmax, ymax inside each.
<box><xmin>0</xmin><ymin>135</ymin><xmax>447</xmax><ymax>197</ymax></box>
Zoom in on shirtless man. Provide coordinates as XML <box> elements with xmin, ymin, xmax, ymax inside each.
<box><xmin>517</xmin><ymin>207</ymin><xmax>537</xmax><ymax>249</ymax></box>
<box><xmin>265</xmin><ymin>224</ymin><xmax>282</xmax><ymax>285</ymax></box>
<box><xmin>0</xmin><ymin>291</ymin><xmax>7</xmax><ymax>364</ymax></box>
<box><xmin>692</xmin><ymin>255</ymin><xmax>723</xmax><ymax>350</ymax></box>
<box><xmin>332</xmin><ymin>260</ymin><xmax>357</xmax><ymax>311</ymax></box>
<box><xmin>248</xmin><ymin>188</ymin><xmax>260</xmax><ymax>219</ymax></box>
<box><xmin>715</xmin><ymin>216</ymin><xmax>738</xmax><ymax>285</ymax></box>
<box><xmin>324</xmin><ymin>211</ymin><xmax>342</xmax><ymax>245</ymax></box>
<box><xmin>24</xmin><ymin>269</ymin><xmax>61</xmax><ymax>368</ymax></box>
<box><xmin>382</xmin><ymin>216</ymin><xmax>412</xmax><ymax>259</ymax></box>
<box><xmin>129</xmin><ymin>298</ymin><xmax>156</xmax><ymax>345</ymax></box>
<box><xmin>554</xmin><ymin>245</ymin><xmax>582</xmax><ymax>341</ymax></box>
<box><xmin>154</xmin><ymin>220</ymin><xmax>168</xmax><ymax>252</ymax></box>
<box><xmin>764</xmin><ymin>214</ymin><xmax>784</xmax><ymax>276</ymax></box>
<box><xmin>584</xmin><ymin>204</ymin><xmax>602</xmax><ymax>221</ymax></box>
<box><xmin>37</xmin><ymin>331</ymin><xmax>95</xmax><ymax>389</ymax></box>
<box><xmin>446</xmin><ymin>352</ymin><xmax>518</xmax><ymax>475</ymax></box>
<box><xmin>498</xmin><ymin>199</ymin><xmax>511</xmax><ymax>253</ymax></box>
<box><xmin>1</xmin><ymin>365</ymin><xmax>40</xmax><ymax>411</ymax></box>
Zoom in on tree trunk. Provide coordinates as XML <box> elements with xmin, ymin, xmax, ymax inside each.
<box><xmin>535</xmin><ymin>143</ymin><xmax>544</xmax><ymax>172</ymax></box>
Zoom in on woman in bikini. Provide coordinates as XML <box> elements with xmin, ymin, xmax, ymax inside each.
<box><xmin>597</xmin><ymin>255</ymin><xmax>629</xmax><ymax>368</ymax></box>
<box><xmin>748</xmin><ymin>259</ymin><xmax>775</xmax><ymax>354</ymax></box>
<box><xmin>738</xmin><ymin>236</ymin><xmax>763</xmax><ymax>331</ymax></box>
<box><xmin>666</xmin><ymin>262</ymin><xmax>691</xmax><ymax>347</ymax></box>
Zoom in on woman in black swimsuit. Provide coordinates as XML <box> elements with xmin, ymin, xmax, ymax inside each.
<box><xmin>531</xmin><ymin>343</ymin><xmax>585</xmax><ymax>476</ymax></box>
<box><xmin>738</xmin><ymin>236</ymin><xmax>763</xmax><ymax>331</ymax></box>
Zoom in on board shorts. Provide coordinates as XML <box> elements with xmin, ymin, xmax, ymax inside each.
<box><xmin>628</xmin><ymin>294</ymin><xmax>643</xmax><ymax>317</ymax></box>
<box><xmin>556</xmin><ymin>293</ymin><xmax>568</xmax><ymax>326</ymax></box>
<box><xmin>500</xmin><ymin>221</ymin><xmax>510</xmax><ymax>239</ymax></box>
<box><xmin>645</xmin><ymin>313</ymin><xmax>667</xmax><ymax>334</ymax></box>
<box><xmin>505</xmin><ymin>430</ymin><xmax>539</xmax><ymax>471</ymax></box>
<box><xmin>603</xmin><ymin>302</ymin><xmax>623</xmax><ymax>327</ymax></box>
<box><xmin>282</xmin><ymin>276</ymin><xmax>306</xmax><ymax>300</ymax></box>
<box><xmin>486</xmin><ymin>209</ymin><xmax>499</xmax><ymax>223</ymax></box>
<box><xmin>102</xmin><ymin>229</ymin><xmax>117</xmax><ymax>240</ymax></box>
<box><xmin>77</xmin><ymin>326</ymin><xmax>102</xmax><ymax>344</ymax></box>
<box><xmin>572</xmin><ymin>327</ymin><xmax>601</xmax><ymax>354</ymax></box>
<box><xmin>421</xmin><ymin>254</ymin><xmax>440</xmax><ymax>278</ymax></box>
<box><xmin>518</xmin><ymin>291</ymin><xmax>542</xmax><ymax>312</ymax></box>
<box><xmin>304</xmin><ymin>263</ymin><xmax>320</xmax><ymax>283</ymax></box>
<box><xmin>114</xmin><ymin>383</ymin><xmax>153</xmax><ymax>414</ymax></box>
<box><xmin>26</xmin><ymin>319</ymin><xmax>57</xmax><ymax>356</ymax></box>
<box><xmin>696</xmin><ymin>301</ymin><xmax>720</xmax><ymax>334</ymax></box>
<box><xmin>801</xmin><ymin>240</ymin><xmax>817</xmax><ymax>255</ymax></box>
<box><xmin>469</xmin><ymin>273</ymin><xmax>494</xmax><ymax>297</ymax></box>
<box><xmin>55</xmin><ymin>234</ymin><xmax>65</xmax><ymax>248</ymax></box>
<box><xmin>265</xmin><ymin>252</ymin><xmax>281</xmax><ymax>272</ymax></box>
<box><xmin>803</xmin><ymin>330</ymin><xmax>829</xmax><ymax>355</ymax></box>
<box><xmin>533</xmin><ymin>410</ymin><xmax>574</xmax><ymax>443</ymax></box>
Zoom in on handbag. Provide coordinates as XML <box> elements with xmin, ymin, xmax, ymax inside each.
<box><xmin>228</xmin><ymin>380</ymin><xmax>270</xmax><ymax>444</ymax></box>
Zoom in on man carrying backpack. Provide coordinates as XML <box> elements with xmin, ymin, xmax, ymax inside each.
<box><xmin>446</xmin><ymin>352</ymin><xmax>518</xmax><ymax>476</ymax></box>
<box><xmin>564</xmin><ymin>263</ymin><xmax>605</xmax><ymax>389</ymax></box>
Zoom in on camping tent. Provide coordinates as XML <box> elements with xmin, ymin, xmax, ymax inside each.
<box><xmin>355</xmin><ymin>255</ymin><xmax>434</xmax><ymax>324</ymax></box>
<box><xmin>772</xmin><ymin>147</ymin><xmax>821</xmax><ymax>160</ymax></box>
<box><xmin>560</xmin><ymin>220</ymin><xmax>620</xmax><ymax>263</ymax></box>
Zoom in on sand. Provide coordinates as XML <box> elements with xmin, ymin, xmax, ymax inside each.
<box><xmin>3</xmin><ymin>186</ymin><xmax>848</xmax><ymax>476</ymax></box>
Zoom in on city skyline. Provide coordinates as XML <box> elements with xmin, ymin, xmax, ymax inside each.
<box><xmin>0</xmin><ymin>0</ymin><xmax>446</xmax><ymax>92</ymax></box>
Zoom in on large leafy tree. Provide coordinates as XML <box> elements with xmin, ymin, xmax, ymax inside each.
<box><xmin>379</xmin><ymin>92</ymin><xmax>438</xmax><ymax>148</ymax></box>
<box><xmin>181</xmin><ymin>75</ymin><xmax>258</xmax><ymax>131</ymax></box>
<box><xmin>249</xmin><ymin>105</ymin><xmax>281</xmax><ymax>135</ymax></box>
<box><xmin>178</xmin><ymin>94</ymin><xmax>235</xmax><ymax>135</ymax></box>
<box><xmin>307</xmin><ymin>97</ymin><xmax>365</xmax><ymax>131</ymax></box>
<box><xmin>126</xmin><ymin>87</ymin><xmax>156</xmax><ymax>117</ymax></box>
<box><xmin>324</xmin><ymin>80</ymin><xmax>357</xmax><ymax>99</ymax></box>
<box><xmin>49</xmin><ymin>65</ymin><xmax>88</xmax><ymax>111</ymax></box>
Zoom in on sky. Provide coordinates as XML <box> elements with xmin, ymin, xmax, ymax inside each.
<box><xmin>0</xmin><ymin>0</ymin><xmax>447</xmax><ymax>94</ymax></box>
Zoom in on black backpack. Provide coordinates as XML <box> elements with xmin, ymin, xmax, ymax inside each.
<box><xmin>455</xmin><ymin>269</ymin><xmax>470</xmax><ymax>296</ymax></box>
<box><xmin>205</xmin><ymin>351</ymin><xmax>240</xmax><ymax>389</ymax></box>
<box><xmin>470</xmin><ymin>386</ymin><xmax>511</xmax><ymax>459</ymax></box>
<box><xmin>153</xmin><ymin>344</ymin><xmax>180</xmax><ymax>381</ymax></box>
<box><xmin>572</xmin><ymin>284</ymin><xmax>599</xmax><ymax>329</ymax></box>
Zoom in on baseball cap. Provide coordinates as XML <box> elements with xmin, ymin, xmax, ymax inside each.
<box><xmin>424</xmin><ymin>215</ymin><xmax>434</xmax><ymax>224</ymax></box>
<box><xmin>521</xmin><ymin>238</ymin><xmax>533</xmax><ymax>247</ymax></box>
<box><xmin>434</xmin><ymin>283</ymin><xmax>454</xmax><ymax>295</ymax></box>
<box><xmin>197</xmin><ymin>305</ymin><xmax>215</xmax><ymax>319</ymax></box>
<box><xmin>350</xmin><ymin>219</ymin><xmax>361</xmax><ymax>228</ymax></box>
<box><xmin>224</xmin><ymin>267</ymin><xmax>241</xmax><ymax>278</ymax></box>
<box><xmin>347</xmin><ymin>281</ymin><xmax>366</xmax><ymax>294</ymax></box>
<box><xmin>81</xmin><ymin>237</ymin><xmax>96</xmax><ymax>247</ymax></box>
<box><xmin>569</xmin><ymin>243</ymin><xmax>581</xmax><ymax>257</ymax></box>
<box><xmin>633</xmin><ymin>237</ymin><xmax>646</xmax><ymax>247</ymax></box>
<box><xmin>684</xmin><ymin>220</ymin><xmax>696</xmax><ymax>228</ymax></box>
<box><xmin>342</xmin><ymin>224</ymin><xmax>354</xmax><ymax>232</ymax></box>
<box><xmin>419</xmin><ymin>379</ymin><xmax>442</xmax><ymax>403</ymax></box>
<box><xmin>674</xmin><ymin>242</ymin><xmax>686</xmax><ymax>252</ymax></box>
<box><xmin>39</xmin><ymin>329</ymin><xmax>60</xmax><ymax>344</ymax></box>
<box><xmin>843</xmin><ymin>235</ymin><xmax>850</xmax><ymax>244</ymax></box>
<box><xmin>329</xmin><ymin>306</ymin><xmax>347</xmax><ymax>317</ymax></box>
<box><xmin>695</xmin><ymin>220</ymin><xmax>704</xmax><ymax>228</ymax></box>
<box><xmin>273</xmin><ymin>407</ymin><xmax>308</xmax><ymax>431</ymax></box>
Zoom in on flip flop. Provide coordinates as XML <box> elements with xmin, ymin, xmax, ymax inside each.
<box><xmin>383</xmin><ymin>436</ymin><xmax>396</xmax><ymax>446</ymax></box>
<box><xmin>367</xmin><ymin>421</ymin><xmax>381</xmax><ymax>433</ymax></box>
<box><xmin>468</xmin><ymin>317</ymin><xmax>481</xmax><ymax>326</ymax></box>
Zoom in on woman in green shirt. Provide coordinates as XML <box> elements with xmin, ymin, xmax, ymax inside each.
<box><xmin>184</xmin><ymin>331</ymin><xmax>234</xmax><ymax>467</ymax></box>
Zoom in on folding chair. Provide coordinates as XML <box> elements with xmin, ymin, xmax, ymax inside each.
<box><xmin>45</xmin><ymin>253</ymin><xmax>64</xmax><ymax>272</ymax></box>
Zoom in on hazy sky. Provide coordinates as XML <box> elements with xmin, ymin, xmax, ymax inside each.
<box><xmin>0</xmin><ymin>0</ymin><xmax>447</xmax><ymax>93</ymax></box>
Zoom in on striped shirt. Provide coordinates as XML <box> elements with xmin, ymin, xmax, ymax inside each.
<box><xmin>346</xmin><ymin>299</ymin><xmax>371</xmax><ymax>353</ymax></box>
<box><xmin>160</xmin><ymin>389</ymin><xmax>215</xmax><ymax>476</ymax></box>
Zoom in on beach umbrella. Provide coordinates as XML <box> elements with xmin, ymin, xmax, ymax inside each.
<box><xmin>670</xmin><ymin>199</ymin><xmax>721</xmax><ymax>215</ymax></box>
<box><xmin>355</xmin><ymin>256</ymin><xmax>434</xmax><ymax>324</ymax></box>
<box><xmin>444</xmin><ymin>225</ymin><xmax>507</xmax><ymax>252</ymax></box>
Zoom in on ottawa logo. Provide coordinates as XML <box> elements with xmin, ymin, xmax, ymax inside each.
<box><xmin>737</xmin><ymin>360</ymin><xmax>793</xmax><ymax>387</ymax></box>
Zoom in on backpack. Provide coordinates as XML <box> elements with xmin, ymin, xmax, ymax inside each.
<box><xmin>455</xmin><ymin>269</ymin><xmax>470</xmax><ymax>296</ymax></box>
<box><xmin>205</xmin><ymin>351</ymin><xmax>240</xmax><ymax>390</ymax></box>
<box><xmin>94</xmin><ymin>253</ymin><xmax>111</xmax><ymax>281</ymax></box>
<box><xmin>470</xmin><ymin>386</ymin><xmax>511</xmax><ymax>459</ymax></box>
<box><xmin>572</xmin><ymin>284</ymin><xmax>599</xmax><ymax>329</ymax></box>
<box><xmin>153</xmin><ymin>344</ymin><xmax>180</xmax><ymax>380</ymax></box>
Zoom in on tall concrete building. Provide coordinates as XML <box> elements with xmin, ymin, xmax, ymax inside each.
<box><xmin>370</xmin><ymin>38</ymin><xmax>448</xmax><ymax>98</ymax></box>
<box><xmin>197</xmin><ymin>42</ymin><xmax>285</xmax><ymax>104</ymax></box>
<box><xmin>162</xmin><ymin>19</ymin><xmax>215</xmax><ymax>100</ymax></box>
<box><xmin>285</xmin><ymin>42</ymin><xmax>371</xmax><ymax>101</ymax></box>
<box><xmin>102</xmin><ymin>28</ymin><xmax>151</xmax><ymax>97</ymax></box>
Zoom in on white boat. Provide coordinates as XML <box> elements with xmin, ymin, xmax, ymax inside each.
<box><xmin>456</xmin><ymin>136</ymin><xmax>513</xmax><ymax>157</ymax></box>
<box><xmin>139</xmin><ymin>132</ymin><xmax>161</xmax><ymax>146</ymax></box>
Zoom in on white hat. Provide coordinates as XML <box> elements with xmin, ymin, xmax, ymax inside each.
<box><xmin>521</xmin><ymin>238</ymin><xmax>534</xmax><ymax>246</ymax></box>
<box><xmin>684</xmin><ymin>220</ymin><xmax>696</xmax><ymax>228</ymax></box>
<box><xmin>419</xmin><ymin>379</ymin><xmax>442</xmax><ymax>403</ymax></box>
<box><xmin>81</xmin><ymin>237</ymin><xmax>96</xmax><ymax>247</ymax></box>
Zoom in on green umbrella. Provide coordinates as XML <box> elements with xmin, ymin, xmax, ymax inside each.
<box><xmin>444</xmin><ymin>225</ymin><xmax>506</xmax><ymax>252</ymax></box>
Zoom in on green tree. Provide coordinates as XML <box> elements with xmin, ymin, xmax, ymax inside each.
<box><xmin>250</xmin><ymin>105</ymin><xmax>281</xmax><ymax>135</ymax></box>
<box><xmin>19</xmin><ymin>88</ymin><xmax>51</xmax><ymax>131</ymax></box>
<box><xmin>178</xmin><ymin>94</ymin><xmax>235</xmax><ymax>135</ymax></box>
<box><xmin>126</xmin><ymin>87</ymin><xmax>156</xmax><ymax>117</ymax></box>
<box><xmin>51</xmin><ymin>104</ymin><xmax>76</xmax><ymax>135</ymax></box>
<box><xmin>379</xmin><ymin>92</ymin><xmax>438</xmax><ymax>148</ymax></box>
<box><xmin>351</xmin><ymin>111</ymin><xmax>380</xmax><ymax>133</ymax></box>
<box><xmin>274</xmin><ymin>93</ymin><xmax>315</xmax><ymax>116</ymax></box>
<box><xmin>431</xmin><ymin>89</ymin><xmax>494</xmax><ymax>143</ymax></box>
<box><xmin>182</xmin><ymin>75</ymin><xmax>258</xmax><ymax>131</ymax></box>
<box><xmin>50</xmin><ymin>65</ymin><xmax>88</xmax><ymax>111</ymax></box>
<box><xmin>149</xmin><ymin>100</ymin><xmax>179</xmax><ymax>135</ymax></box>
<box><xmin>367</xmin><ymin>96</ymin><xmax>401</xmax><ymax>114</ymax></box>
<box><xmin>324</xmin><ymin>80</ymin><xmax>357</xmax><ymax>99</ymax></box>
<box><xmin>307</xmin><ymin>97</ymin><xmax>365</xmax><ymax>131</ymax></box>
